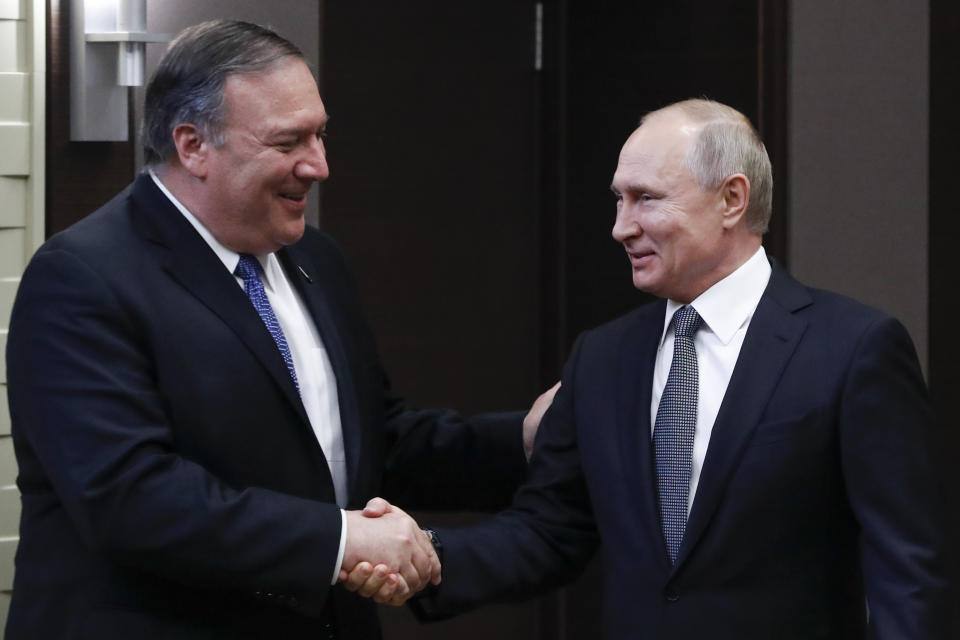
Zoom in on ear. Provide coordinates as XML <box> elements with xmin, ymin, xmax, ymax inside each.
<box><xmin>171</xmin><ymin>123</ymin><xmax>209</xmax><ymax>178</ymax></box>
<box><xmin>719</xmin><ymin>173</ymin><xmax>750</xmax><ymax>230</ymax></box>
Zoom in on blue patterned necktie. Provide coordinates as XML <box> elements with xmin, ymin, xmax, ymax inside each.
<box><xmin>653</xmin><ymin>305</ymin><xmax>703</xmax><ymax>564</ymax></box>
<box><xmin>235</xmin><ymin>254</ymin><xmax>300</xmax><ymax>393</ymax></box>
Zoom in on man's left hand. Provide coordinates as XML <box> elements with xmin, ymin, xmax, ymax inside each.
<box><xmin>523</xmin><ymin>382</ymin><xmax>561</xmax><ymax>460</ymax></box>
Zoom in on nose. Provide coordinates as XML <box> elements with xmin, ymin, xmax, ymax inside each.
<box><xmin>611</xmin><ymin>205</ymin><xmax>640</xmax><ymax>243</ymax></box>
<box><xmin>294</xmin><ymin>136</ymin><xmax>330</xmax><ymax>182</ymax></box>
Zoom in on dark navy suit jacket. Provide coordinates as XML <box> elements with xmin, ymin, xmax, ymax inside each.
<box><xmin>4</xmin><ymin>173</ymin><xmax>525</xmax><ymax>639</ymax></box>
<box><xmin>416</xmin><ymin>263</ymin><xmax>949</xmax><ymax>639</ymax></box>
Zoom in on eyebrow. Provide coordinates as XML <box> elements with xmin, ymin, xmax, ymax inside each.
<box><xmin>610</xmin><ymin>183</ymin><xmax>650</xmax><ymax>193</ymax></box>
<box><xmin>269</xmin><ymin>115</ymin><xmax>330</xmax><ymax>139</ymax></box>
<box><xmin>611</xmin><ymin>183</ymin><xmax>664</xmax><ymax>198</ymax></box>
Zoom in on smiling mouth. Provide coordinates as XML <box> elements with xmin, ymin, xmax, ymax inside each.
<box><xmin>627</xmin><ymin>249</ymin><xmax>654</xmax><ymax>262</ymax></box>
<box><xmin>279</xmin><ymin>193</ymin><xmax>306</xmax><ymax>201</ymax></box>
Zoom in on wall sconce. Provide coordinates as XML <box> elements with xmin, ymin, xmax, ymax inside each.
<box><xmin>70</xmin><ymin>0</ymin><xmax>169</xmax><ymax>141</ymax></box>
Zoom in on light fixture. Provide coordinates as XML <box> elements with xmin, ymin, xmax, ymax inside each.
<box><xmin>70</xmin><ymin>0</ymin><xmax>169</xmax><ymax>141</ymax></box>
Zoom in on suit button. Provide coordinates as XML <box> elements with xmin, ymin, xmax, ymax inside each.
<box><xmin>664</xmin><ymin>589</ymin><xmax>679</xmax><ymax>602</ymax></box>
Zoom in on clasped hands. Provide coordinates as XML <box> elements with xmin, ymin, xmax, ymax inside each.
<box><xmin>340</xmin><ymin>381</ymin><xmax>561</xmax><ymax>605</ymax></box>
<box><xmin>340</xmin><ymin>498</ymin><xmax>434</xmax><ymax>606</ymax></box>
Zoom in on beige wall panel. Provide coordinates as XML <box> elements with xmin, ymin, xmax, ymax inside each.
<box><xmin>0</xmin><ymin>590</ymin><xmax>10</xmax><ymax>634</ymax></box>
<box><xmin>0</xmin><ymin>73</ymin><xmax>27</xmax><ymax>122</ymax></box>
<box><xmin>0</xmin><ymin>124</ymin><xmax>29</xmax><ymax>176</ymax></box>
<box><xmin>0</xmin><ymin>385</ymin><xmax>8</xmax><ymax>436</ymax></box>
<box><xmin>0</xmin><ymin>0</ymin><xmax>24</xmax><ymax>20</ymax></box>
<box><xmin>0</xmin><ymin>21</ymin><xmax>26</xmax><ymax>72</ymax></box>
<box><xmin>0</xmin><ymin>280</ymin><xmax>17</xmax><ymax>331</ymax></box>
<box><xmin>0</xmin><ymin>438</ymin><xmax>15</xmax><ymax>487</ymax></box>
<box><xmin>0</xmin><ymin>332</ymin><xmax>6</xmax><ymax>384</ymax></box>
<box><xmin>0</xmin><ymin>178</ymin><xmax>26</xmax><ymax>229</ymax></box>
<box><xmin>789</xmin><ymin>0</ymin><xmax>929</xmax><ymax>371</ymax></box>
<box><xmin>0</xmin><ymin>231</ymin><xmax>25</xmax><ymax>278</ymax></box>
<box><xmin>0</xmin><ymin>537</ymin><xmax>14</xmax><ymax>590</ymax></box>
<box><xmin>0</xmin><ymin>486</ymin><xmax>18</xmax><ymax>536</ymax></box>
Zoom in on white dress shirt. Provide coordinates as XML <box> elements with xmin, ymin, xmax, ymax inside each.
<box><xmin>651</xmin><ymin>245</ymin><xmax>772</xmax><ymax>514</ymax></box>
<box><xmin>150</xmin><ymin>171</ymin><xmax>348</xmax><ymax>583</ymax></box>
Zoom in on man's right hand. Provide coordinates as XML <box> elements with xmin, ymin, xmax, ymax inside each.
<box><xmin>342</xmin><ymin>499</ymin><xmax>439</xmax><ymax>598</ymax></box>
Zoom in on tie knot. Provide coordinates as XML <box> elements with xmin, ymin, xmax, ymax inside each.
<box><xmin>235</xmin><ymin>254</ymin><xmax>262</xmax><ymax>280</ymax></box>
<box><xmin>673</xmin><ymin>305</ymin><xmax>703</xmax><ymax>339</ymax></box>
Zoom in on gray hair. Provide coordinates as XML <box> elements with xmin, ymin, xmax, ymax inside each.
<box><xmin>142</xmin><ymin>19</ymin><xmax>305</xmax><ymax>166</ymax></box>
<box><xmin>642</xmin><ymin>99</ymin><xmax>773</xmax><ymax>234</ymax></box>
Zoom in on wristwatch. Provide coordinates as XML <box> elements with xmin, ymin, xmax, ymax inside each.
<box><xmin>422</xmin><ymin>528</ymin><xmax>443</xmax><ymax>566</ymax></box>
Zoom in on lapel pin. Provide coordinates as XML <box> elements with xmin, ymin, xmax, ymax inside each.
<box><xmin>297</xmin><ymin>265</ymin><xmax>313</xmax><ymax>283</ymax></box>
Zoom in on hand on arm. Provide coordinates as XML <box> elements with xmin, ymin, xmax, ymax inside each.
<box><xmin>340</xmin><ymin>498</ymin><xmax>438</xmax><ymax>605</ymax></box>
<box><xmin>523</xmin><ymin>382</ymin><xmax>561</xmax><ymax>460</ymax></box>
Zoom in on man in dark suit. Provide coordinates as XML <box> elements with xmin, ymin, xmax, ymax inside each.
<box><xmin>348</xmin><ymin>99</ymin><xmax>949</xmax><ymax>638</ymax></box>
<box><xmin>4</xmin><ymin>20</ymin><xmax>551</xmax><ymax>639</ymax></box>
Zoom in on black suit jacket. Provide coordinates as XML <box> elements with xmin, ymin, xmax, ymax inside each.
<box><xmin>416</xmin><ymin>264</ymin><xmax>949</xmax><ymax>639</ymax></box>
<box><xmin>4</xmin><ymin>173</ymin><xmax>526</xmax><ymax>639</ymax></box>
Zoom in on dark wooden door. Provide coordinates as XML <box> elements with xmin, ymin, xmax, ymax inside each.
<box><xmin>320</xmin><ymin>0</ymin><xmax>542</xmax><ymax>417</ymax></box>
<box><xmin>929</xmin><ymin>1</ymin><xmax>960</xmax><ymax>637</ymax></box>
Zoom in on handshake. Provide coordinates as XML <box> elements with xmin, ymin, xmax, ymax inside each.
<box><xmin>337</xmin><ymin>381</ymin><xmax>561</xmax><ymax>606</ymax></box>
<box><xmin>339</xmin><ymin>497</ymin><xmax>438</xmax><ymax>606</ymax></box>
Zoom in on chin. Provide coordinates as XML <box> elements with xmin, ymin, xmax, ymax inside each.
<box><xmin>632</xmin><ymin>272</ymin><xmax>662</xmax><ymax>295</ymax></box>
<box><xmin>279</xmin><ymin>221</ymin><xmax>307</xmax><ymax>246</ymax></box>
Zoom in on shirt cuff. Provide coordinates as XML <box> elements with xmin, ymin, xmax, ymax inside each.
<box><xmin>331</xmin><ymin>508</ymin><xmax>347</xmax><ymax>586</ymax></box>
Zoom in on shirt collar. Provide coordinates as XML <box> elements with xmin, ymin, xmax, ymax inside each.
<box><xmin>660</xmin><ymin>245</ymin><xmax>772</xmax><ymax>347</ymax></box>
<box><xmin>148</xmin><ymin>169</ymin><xmax>272</xmax><ymax>284</ymax></box>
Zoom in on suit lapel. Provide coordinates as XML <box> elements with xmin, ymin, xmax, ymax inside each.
<box><xmin>131</xmin><ymin>174</ymin><xmax>310</xmax><ymax>428</ymax></box>
<box><xmin>278</xmin><ymin>244</ymin><xmax>363</xmax><ymax>499</ymax></box>
<box><xmin>674</xmin><ymin>265</ymin><xmax>811</xmax><ymax>569</ymax></box>
<box><xmin>616</xmin><ymin>300</ymin><xmax>673</xmax><ymax>570</ymax></box>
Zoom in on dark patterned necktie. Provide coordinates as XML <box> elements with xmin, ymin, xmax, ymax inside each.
<box><xmin>235</xmin><ymin>254</ymin><xmax>300</xmax><ymax>392</ymax></box>
<box><xmin>653</xmin><ymin>305</ymin><xmax>703</xmax><ymax>564</ymax></box>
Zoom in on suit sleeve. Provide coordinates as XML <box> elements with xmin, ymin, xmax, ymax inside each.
<box><xmin>6</xmin><ymin>248</ymin><xmax>341</xmax><ymax>612</ymax></box>
<box><xmin>411</xmin><ymin>333</ymin><xmax>600</xmax><ymax>619</ymax></box>
<box><xmin>840</xmin><ymin>316</ymin><xmax>950</xmax><ymax>638</ymax></box>
<box><xmin>380</xmin><ymin>399</ymin><xmax>526</xmax><ymax>511</ymax></box>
